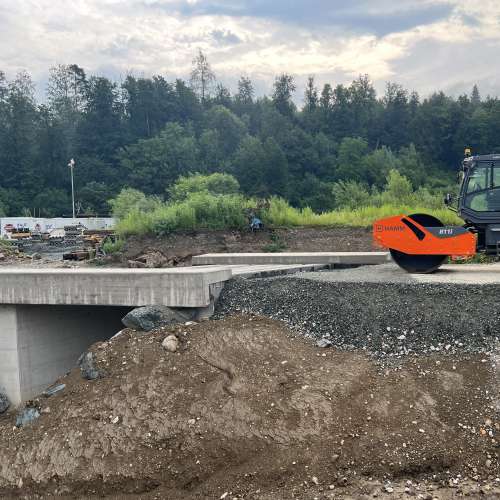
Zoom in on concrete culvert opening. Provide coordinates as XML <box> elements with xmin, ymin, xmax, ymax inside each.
<box><xmin>0</xmin><ymin>304</ymin><xmax>132</xmax><ymax>404</ymax></box>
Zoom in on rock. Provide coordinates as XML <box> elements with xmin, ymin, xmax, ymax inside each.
<box><xmin>162</xmin><ymin>335</ymin><xmax>179</xmax><ymax>353</ymax></box>
<box><xmin>0</xmin><ymin>392</ymin><xmax>10</xmax><ymax>414</ymax></box>
<box><xmin>122</xmin><ymin>306</ymin><xmax>196</xmax><ymax>332</ymax></box>
<box><xmin>42</xmin><ymin>383</ymin><xmax>66</xmax><ymax>397</ymax></box>
<box><xmin>137</xmin><ymin>251</ymin><xmax>168</xmax><ymax>268</ymax></box>
<box><xmin>31</xmin><ymin>253</ymin><xmax>42</xmax><ymax>260</ymax></box>
<box><xmin>0</xmin><ymin>252</ymin><xmax>5</xmax><ymax>261</ymax></box>
<box><xmin>16</xmin><ymin>405</ymin><xmax>41</xmax><ymax>427</ymax></box>
<box><xmin>316</xmin><ymin>338</ymin><xmax>332</xmax><ymax>348</ymax></box>
<box><xmin>77</xmin><ymin>351</ymin><xmax>105</xmax><ymax>380</ymax></box>
<box><xmin>128</xmin><ymin>260</ymin><xmax>147</xmax><ymax>268</ymax></box>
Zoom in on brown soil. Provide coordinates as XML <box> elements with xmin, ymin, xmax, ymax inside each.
<box><xmin>123</xmin><ymin>227</ymin><xmax>374</xmax><ymax>266</ymax></box>
<box><xmin>1</xmin><ymin>316</ymin><xmax>500</xmax><ymax>499</ymax></box>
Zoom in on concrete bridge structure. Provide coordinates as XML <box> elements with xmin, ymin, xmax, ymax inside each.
<box><xmin>0</xmin><ymin>252</ymin><xmax>390</xmax><ymax>405</ymax></box>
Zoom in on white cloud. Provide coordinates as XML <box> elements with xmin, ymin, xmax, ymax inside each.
<box><xmin>1</xmin><ymin>0</ymin><xmax>500</xmax><ymax>101</ymax></box>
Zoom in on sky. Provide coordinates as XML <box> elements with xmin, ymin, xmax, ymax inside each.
<box><xmin>1</xmin><ymin>0</ymin><xmax>500</xmax><ymax>102</ymax></box>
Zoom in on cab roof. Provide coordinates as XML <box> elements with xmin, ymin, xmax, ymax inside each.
<box><xmin>467</xmin><ymin>154</ymin><xmax>500</xmax><ymax>162</ymax></box>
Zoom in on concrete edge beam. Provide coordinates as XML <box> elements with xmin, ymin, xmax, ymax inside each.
<box><xmin>192</xmin><ymin>252</ymin><xmax>390</xmax><ymax>266</ymax></box>
<box><xmin>0</xmin><ymin>267</ymin><xmax>233</xmax><ymax>308</ymax></box>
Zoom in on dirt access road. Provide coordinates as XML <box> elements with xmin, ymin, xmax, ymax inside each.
<box><xmin>0</xmin><ymin>315</ymin><xmax>499</xmax><ymax>499</ymax></box>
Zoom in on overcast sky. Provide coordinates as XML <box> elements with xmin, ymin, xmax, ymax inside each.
<box><xmin>1</xmin><ymin>0</ymin><xmax>499</xmax><ymax>101</ymax></box>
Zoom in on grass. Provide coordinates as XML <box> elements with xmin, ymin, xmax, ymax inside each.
<box><xmin>115</xmin><ymin>195</ymin><xmax>463</xmax><ymax>237</ymax></box>
<box><xmin>101</xmin><ymin>237</ymin><xmax>125</xmax><ymax>255</ymax></box>
<box><xmin>262</xmin><ymin>198</ymin><xmax>462</xmax><ymax>228</ymax></box>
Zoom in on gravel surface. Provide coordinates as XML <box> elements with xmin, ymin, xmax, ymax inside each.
<box><xmin>215</xmin><ymin>266</ymin><xmax>500</xmax><ymax>361</ymax></box>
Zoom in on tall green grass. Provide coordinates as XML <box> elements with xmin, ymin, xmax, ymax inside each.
<box><xmin>116</xmin><ymin>194</ymin><xmax>462</xmax><ymax>237</ymax></box>
<box><xmin>117</xmin><ymin>193</ymin><xmax>256</xmax><ymax>236</ymax></box>
<box><xmin>263</xmin><ymin>197</ymin><xmax>462</xmax><ymax>228</ymax></box>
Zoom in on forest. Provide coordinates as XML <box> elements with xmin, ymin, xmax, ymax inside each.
<box><xmin>0</xmin><ymin>52</ymin><xmax>498</xmax><ymax>218</ymax></box>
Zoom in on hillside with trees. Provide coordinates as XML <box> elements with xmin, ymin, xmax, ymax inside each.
<box><xmin>0</xmin><ymin>52</ymin><xmax>497</xmax><ymax>218</ymax></box>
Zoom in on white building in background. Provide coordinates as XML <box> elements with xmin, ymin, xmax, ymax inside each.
<box><xmin>0</xmin><ymin>217</ymin><xmax>115</xmax><ymax>238</ymax></box>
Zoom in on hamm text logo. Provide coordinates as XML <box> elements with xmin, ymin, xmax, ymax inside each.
<box><xmin>375</xmin><ymin>225</ymin><xmax>405</xmax><ymax>232</ymax></box>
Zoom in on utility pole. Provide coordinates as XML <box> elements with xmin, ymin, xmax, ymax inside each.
<box><xmin>68</xmin><ymin>158</ymin><xmax>76</xmax><ymax>219</ymax></box>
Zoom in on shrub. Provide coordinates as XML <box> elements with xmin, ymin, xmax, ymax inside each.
<box><xmin>332</xmin><ymin>180</ymin><xmax>371</xmax><ymax>210</ymax></box>
<box><xmin>109</xmin><ymin>188</ymin><xmax>160</xmax><ymax>220</ymax></box>
<box><xmin>168</xmin><ymin>173</ymin><xmax>240</xmax><ymax>202</ymax></box>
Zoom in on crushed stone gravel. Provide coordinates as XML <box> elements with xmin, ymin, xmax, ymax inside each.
<box><xmin>215</xmin><ymin>267</ymin><xmax>500</xmax><ymax>361</ymax></box>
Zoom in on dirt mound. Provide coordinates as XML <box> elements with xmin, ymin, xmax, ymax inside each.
<box><xmin>0</xmin><ymin>316</ymin><xmax>499</xmax><ymax>499</ymax></box>
<box><xmin>123</xmin><ymin>227</ymin><xmax>373</xmax><ymax>267</ymax></box>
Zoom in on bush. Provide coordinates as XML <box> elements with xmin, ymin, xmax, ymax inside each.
<box><xmin>332</xmin><ymin>180</ymin><xmax>371</xmax><ymax>210</ymax></box>
<box><xmin>168</xmin><ymin>173</ymin><xmax>240</xmax><ymax>202</ymax></box>
<box><xmin>109</xmin><ymin>188</ymin><xmax>160</xmax><ymax>220</ymax></box>
<box><xmin>101</xmin><ymin>237</ymin><xmax>125</xmax><ymax>255</ymax></box>
<box><xmin>117</xmin><ymin>192</ymin><xmax>252</xmax><ymax>237</ymax></box>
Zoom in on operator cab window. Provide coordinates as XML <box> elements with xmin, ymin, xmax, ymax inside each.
<box><xmin>464</xmin><ymin>161</ymin><xmax>500</xmax><ymax>212</ymax></box>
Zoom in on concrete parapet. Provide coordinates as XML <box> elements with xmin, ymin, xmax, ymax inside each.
<box><xmin>192</xmin><ymin>252</ymin><xmax>390</xmax><ymax>266</ymax></box>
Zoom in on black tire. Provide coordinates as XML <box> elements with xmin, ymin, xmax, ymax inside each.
<box><xmin>390</xmin><ymin>213</ymin><xmax>447</xmax><ymax>274</ymax></box>
<box><xmin>390</xmin><ymin>249</ymin><xmax>447</xmax><ymax>274</ymax></box>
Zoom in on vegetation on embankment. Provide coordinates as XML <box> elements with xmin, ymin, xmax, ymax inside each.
<box><xmin>110</xmin><ymin>172</ymin><xmax>461</xmax><ymax>237</ymax></box>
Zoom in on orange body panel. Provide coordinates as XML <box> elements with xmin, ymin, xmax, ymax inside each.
<box><xmin>373</xmin><ymin>215</ymin><xmax>476</xmax><ymax>256</ymax></box>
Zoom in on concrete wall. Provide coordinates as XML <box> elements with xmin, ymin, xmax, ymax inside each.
<box><xmin>0</xmin><ymin>305</ymin><xmax>130</xmax><ymax>404</ymax></box>
<box><xmin>1</xmin><ymin>217</ymin><xmax>115</xmax><ymax>237</ymax></box>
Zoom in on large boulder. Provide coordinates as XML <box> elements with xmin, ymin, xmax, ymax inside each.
<box><xmin>0</xmin><ymin>392</ymin><xmax>10</xmax><ymax>414</ymax></box>
<box><xmin>77</xmin><ymin>351</ymin><xmax>105</xmax><ymax>380</ymax></box>
<box><xmin>122</xmin><ymin>306</ymin><xmax>195</xmax><ymax>332</ymax></box>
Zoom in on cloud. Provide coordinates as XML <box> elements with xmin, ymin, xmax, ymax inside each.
<box><xmin>1</xmin><ymin>0</ymin><xmax>500</xmax><ymax>103</ymax></box>
<box><xmin>211</xmin><ymin>29</ymin><xmax>241</xmax><ymax>45</ymax></box>
<box><xmin>157</xmin><ymin>0</ymin><xmax>454</xmax><ymax>36</ymax></box>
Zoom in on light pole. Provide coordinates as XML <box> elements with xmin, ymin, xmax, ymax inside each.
<box><xmin>68</xmin><ymin>158</ymin><xmax>76</xmax><ymax>219</ymax></box>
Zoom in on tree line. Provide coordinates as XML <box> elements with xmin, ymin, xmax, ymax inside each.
<box><xmin>0</xmin><ymin>51</ymin><xmax>498</xmax><ymax>217</ymax></box>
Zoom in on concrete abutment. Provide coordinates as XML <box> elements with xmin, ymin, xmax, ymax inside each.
<box><xmin>0</xmin><ymin>305</ymin><xmax>130</xmax><ymax>405</ymax></box>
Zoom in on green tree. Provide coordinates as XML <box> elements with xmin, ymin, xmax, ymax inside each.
<box><xmin>119</xmin><ymin>123</ymin><xmax>199</xmax><ymax>193</ymax></box>
<box><xmin>190</xmin><ymin>50</ymin><xmax>215</xmax><ymax>103</ymax></box>
<box><xmin>335</xmin><ymin>137</ymin><xmax>370</xmax><ymax>182</ymax></box>
<box><xmin>272</xmin><ymin>74</ymin><xmax>296</xmax><ymax>117</ymax></box>
<box><xmin>232</xmin><ymin>136</ymin><xmax>266</xmax><ymax>196</ymax></box>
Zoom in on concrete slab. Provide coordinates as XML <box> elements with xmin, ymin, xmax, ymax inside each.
<box><xmin>192</xmin><ymin>252</ymin><xmax>390</xmax><ymax>266</ymax></box>
<box><xmin>0</xmin><ymin>267</ymin><xmax>232</xmax><ymax>308</ymax></box>
<box><xmin>229</xmin><ymin>263</ymin><xmax>330</xmax><ymax>277</ymax></box>
<box><xmin>301</xmin><ymin>262</ymin><xmax>500</xmax><ymax>285</ymax></box>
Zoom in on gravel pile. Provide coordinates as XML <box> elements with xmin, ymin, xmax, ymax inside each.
<box><xmin>215</xmin><ymin>272</ymin><xmax>500</xmax><ymax>360</ymax></box>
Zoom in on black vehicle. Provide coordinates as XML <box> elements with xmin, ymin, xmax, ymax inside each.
<box><xmin>447</xmin><ymin>150</ymin><xmax>500</xmax><ymax>254</ymax></box>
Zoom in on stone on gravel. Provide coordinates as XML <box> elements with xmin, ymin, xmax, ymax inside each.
<box><xmin>0</xmin><ymin>392</ymin><xmax>10</xmax><ymax>414</ymax></box>
<box><xmin>78</xmin><ymin>351</ymin><xmax>104</xmax><ymax>380</ymax></box>
<box><xmin>162</xmin><ymin>335</ymin><xmax>179</xmax><ymax>353</ymax></box>
<box><xmin>122</xmin><ymin>306</ymin><xmax>195</xmax><ymax>332</ymax></box>
<box><xmin>16</xmin><ymin>406</ymin><xmax>41</xmax><ymax>427</ymax></box>
<box><xmin>316</xmin><ymin>338</ymin><xmax>332</xmax><ymax>348</ymax></box>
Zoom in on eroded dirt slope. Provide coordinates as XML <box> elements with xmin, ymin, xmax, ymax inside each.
<box><xmin>0</xmin><ymin>316</ymin><xmax>499</xmax><ymax>499</ymax></box>
<box><xmin>123</xmin><ymin>227</ymin><xmax>374</xmax><ymax>266</ymax></box>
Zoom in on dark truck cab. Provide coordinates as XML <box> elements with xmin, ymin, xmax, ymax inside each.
<box><xmin>453</xmin><ymin>153</ymin><xmax>500</xmax><ymax>253</ymax></box>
